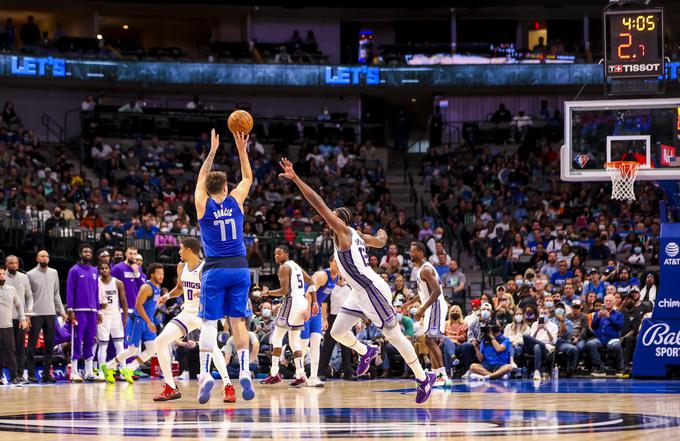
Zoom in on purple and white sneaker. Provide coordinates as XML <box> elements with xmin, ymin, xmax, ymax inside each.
<box><xmin>355</xmin><ymin>345</ymin><xmax>379</xmax><ymax>376</ymax></box>
<box><xmin>415</xmin><ymin>372</ymin><xmax>437</xmax><ymax>404</ymax></box>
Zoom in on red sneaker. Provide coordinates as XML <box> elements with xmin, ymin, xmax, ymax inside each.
<box><xmin>153</xmin><ymin>384</ymin><xmax>181</xmax><ymax>402</ymax></box>
<box><xmin>223</xmin><ymin>384</ymin><xmax>236</xmax><ymax>403</ymax></box>
<box><xmin>290</xmin><ymin>377</ymin><xmax>307</xmax><ymax>387</ymax></box>
<box><xmin>260</xmin><ymin>374</ymin><xmax>282</xmax><ymax>385</ymax></box>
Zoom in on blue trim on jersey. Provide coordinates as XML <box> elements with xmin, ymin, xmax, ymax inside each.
<box><xmin>316</xmin><ymin>268</ymin><xmax>337</xmax><ymax>304</ymax></box>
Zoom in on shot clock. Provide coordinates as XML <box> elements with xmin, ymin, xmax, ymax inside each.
<box><xmin>604</xmin><ymin>8</ymin><xmax>664</xmax><ymax>79</ymax></box>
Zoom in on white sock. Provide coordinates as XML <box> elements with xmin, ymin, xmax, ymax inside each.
<box><xmin>309</xmin><ymin>333</ymin><xmax>321</xmax><ymax>379</ymax></box>
<box><xmin>211</xmin><ymin>347</ymin><xmax>231</xmax><ymax>386</ymax></box>
<box><xmin>271</xmin><ymin>354</ymin><xmax>280</xmax><ymax>376</ymax></box>
<box><xmin>84</xmin><ymin>357</ymin><xmax>94</xmax><ymax>375</ymax></box>
<box><xmin>294</xmin><ymin>357</ymin><xmax>304</xmax><ymax>378</ymax></box>
<box><xmin>382</xmin><ymin>324</ymin><xmax>426</xmax><ymax>381</ymax></box>
<box><xmin>237</xmin><ymin>349</ymin><xmax>250</xmax><ymax>378</ymax></box>
<box><xmin>113</xmin><ymin>340</ymin><xmax>125</xmax><ymax>368</ymax></box>
<box><xmin>199</xmin><ymin>320</ymin><xmax>218</xmax><ymax>376</ymax></box>
<box><xmin>71</xmin><ymin>358</ymin><xmax>79</xmax><ymax>374</ymax></box>
<box><xmin>97</xmin><ymin>341</ymin><xmax>108</xmax><ymax>369</ymax></box>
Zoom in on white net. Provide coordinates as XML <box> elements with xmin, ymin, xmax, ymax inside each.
<box><xmin>605</xmin><ymin>162</ymin><xmax>640</xmax><ymax>201</ymax></box>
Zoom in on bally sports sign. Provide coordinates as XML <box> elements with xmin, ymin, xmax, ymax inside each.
<box><xmin>641</xmin><ymin>323</ymin><xmax>680</xmax><ymax>357</ymax></box>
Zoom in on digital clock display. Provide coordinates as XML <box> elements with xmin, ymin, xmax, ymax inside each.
<box><xmin>605</xmin><ymin>8</ymin><xmax>663</xmax><ymax>79</ymax></box>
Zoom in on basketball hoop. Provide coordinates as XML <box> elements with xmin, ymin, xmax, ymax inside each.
<box><xmin>605</xmin><ymin>161</ymin><xmax>640</xmax><ymax>201</ymax></box>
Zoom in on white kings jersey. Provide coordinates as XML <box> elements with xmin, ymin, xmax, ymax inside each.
<box><xmin>181</xmin><ymin>261</ymin><xmax>204</xmax><ymax>314</ymax></box>
<box><xmin>283</xmin><ymin>260</ymin><xmax>306</xmax><ymax>298</ymax></box>
<box><xmin>99</xmin><ymin>277</ymin><xmax>121</xmax><ymax>315</ymax></box>
<box><xmin>334</xmin><ymin>227</ymin><xmax>392</xmax><ymax>299</ymax></box>
<box><xmin>416</xmin><ymin>262</ymin><xmax>446</xmax><ymax>306</ymax></box>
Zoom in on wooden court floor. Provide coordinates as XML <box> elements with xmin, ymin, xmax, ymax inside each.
<box><xmin>1</xmin><ymin>377</ymin><xmax>679</xmax><ymax>440</ymax></box>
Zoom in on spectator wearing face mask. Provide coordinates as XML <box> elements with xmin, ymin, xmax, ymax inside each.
<box><xmin>504</xmin><ymin>307</ymin><xmax>529</xmax><ymax>367</ymax></box>
<box><xmin>627</xmin><ymin>245</ymin><xmax>646</xmax><ymax>268</ymax></box>
<box><xmin>494</xmin><ymin>293</ymin><xmax>515</xmax><ymax>329</ymax></box>
<box><xmin>459</xmin><ymin>302</ymin><xmax>493</xmax><ymax>374</ymax></box>
<box><xmin>550</xmin><ymin>302</ymin><xmax>578</xmax><ymax>377</ymax></box>
<box><xmin>523</xmin><ymin>305</ymin><xmax>558</xmax><ymax>381</ymax></box>
<box><xmin>441</xmin><ymin>305</ymin><xmax>467</xmax><ymax>376</ymax></box>
<box><xmin>547</xmin><ymin>231</ymin><xmax>567</xmax><ymax>253</ymax></box>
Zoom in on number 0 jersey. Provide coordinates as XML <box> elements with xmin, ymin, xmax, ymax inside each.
<box><xmin>181</xmin><ymin>260</ymin><xmax>204</xmax><ymax>314</ymax></box>
<box><xmin>198</xmin><ymin>196</ymin><xmax>245</xmax><ymax>258</ymax></box>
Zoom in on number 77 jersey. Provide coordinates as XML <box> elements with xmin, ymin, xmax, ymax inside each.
<box><xmin>181</xmin><ymin>261</ymin><xmax>205</xmax><ymax>314</ymax></box>
<box><xmin>198</xmin><ymin>196</ymin><xmax>246</xmax><ymax>258</ymax></box>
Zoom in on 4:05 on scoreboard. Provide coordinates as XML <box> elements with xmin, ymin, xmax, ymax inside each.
<box><xmin>604</xmin><ymin>8</ymin><xmax>664</xmax><ymax>79</ymax></box>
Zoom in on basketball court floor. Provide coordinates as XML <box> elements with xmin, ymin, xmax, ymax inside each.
<box><xmin>1</xmin><ymin>378</ymin><xmax>680</xmax><ymax>440</ymax></box>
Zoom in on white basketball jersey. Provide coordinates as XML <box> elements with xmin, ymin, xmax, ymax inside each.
<box><xmin>416</xmin><ymin>262</ymin><xmax>444</xmax><ymax>304</ymax></box>
<box><xmin>283</xmin><ymin>260</ymin><xmax>306</xmax><ymax>298</ymax></box>
<box><xmin>334</xmin><ymin>227</ymin><xmax>391</xmax><ymax>297</ymax></box>
<box><xmin>181</xmin><ymin>261</ymin><xmax>204</xmax><ymax>314</ymax></box>
<box><xmin>99</xmin><ymin>277</ymin><xmax>120</xmax><ymax>315</ymax></box>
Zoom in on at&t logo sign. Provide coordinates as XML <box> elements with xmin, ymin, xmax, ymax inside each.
<box><xmin>663</xmin><ymin>242</ymin><xmax>680</xmax><ymax>265</ymax></box>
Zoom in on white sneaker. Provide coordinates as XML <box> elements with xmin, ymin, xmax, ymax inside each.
<box><xmin>70</xmin><ymin>371</ymin><xmax>83</xmax><ymax>382</ymax></box>
<box><xmin>178</xmin><ymin>371</ymin><xmax>190</xmax><ymax>381</ymax></box>
<box><xmin>306</xmin><ymin>377</ymin><xmax>325</xmax><ymax>388</ymax></box>
<box><xmin>501</xmin><ymin>374</ymin><xmax>510</xmax><ymax>380</ymax></box>
<box><xmin>434</xmin><ymin>375</ymin><xmax>448</xmax><ymax>387</ymax></box>
<box><xmin>533</xmin><ymin>370</ymin><xmax>542</xmax><ymax>382</ymax></box>
<box><xmin>469</xmin><ymin>373</ymin><xmax>488</xmax><ymax>381</ymax></box>
<box><xmin>197</xmin><ymin>373</ymin><xmax>215</xmax><ymax>405</ymax></box>
<box><xmin>461</xmin><ymin>370</ymin><xmax>472</xmax><ymax>380</ymax></box>
<box><xmin>94</xmin><ymin>371</ymin><xmax>106</xmax><ymax>382</ymax></box>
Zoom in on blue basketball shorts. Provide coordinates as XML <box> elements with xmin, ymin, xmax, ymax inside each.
<box><xmin>301</xmin><ymin>311</ymin><xmax>322</xmax><ymax>339</ymax></box>
<box><xmin>199</xmin><ymin>266</ymin><xmax>251</xmax><ymax>320</ymax></box>
<box><xmin>125</xmin><ymin>315</ymin><xmax>156</xmax><ymax>348</ymax></box>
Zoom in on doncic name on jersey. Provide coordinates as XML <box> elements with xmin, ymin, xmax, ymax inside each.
<box><xmin>214</xmin><ymin>207</ymin><xmax>233</xmax><ymax>218</ymax></box>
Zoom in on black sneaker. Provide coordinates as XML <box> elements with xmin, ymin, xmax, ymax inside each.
<box><xmin>11</xmin><ymin>378</ymin><xmax>23</xmax><ymax>387</ymax></box>
<box><xmin>41</xmin><ymin>374</ymin><xmax>56</xmax><ymax>383</ymax></box>
<box><xmin>27</xmin><ymin>376</ymin><xmax>39</xmax><ymax>384</ymax></box>
<box><xmin>590</xmin><ymin>368</ymin><xmax>607</xmax><ymax>377</ymax></box>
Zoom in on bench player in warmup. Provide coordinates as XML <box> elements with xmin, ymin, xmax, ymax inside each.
<box><xmin>101</xmin><ymin>264</ymin><xmax>164</xmax><ymax>383</ymax></box>
<box><xmin>402</xmin><ymin>241</ymin><xmax>448</xmax><ymax>386</ymax></box>
<box><xmin>301</xmin><ymin>255</ymin><xmax>340</xmax><ymax>387</ymax></box>
<box><xmin>153</xmin><ymin>237</ymin><xmax>236</xmax><ymax>402</ymax></box>
<box><xmin>95</xmin><ymin>262</ymin><xmax>128</xmax><ymax>382</ymax></box>
<box><xmin>278</xmin><ymin>158</ymin><xmax>436</xmax><ymax>403</ymax></box>
<box><xmin>260</xmin><ymin>245</ymin><xmax>317</xmax><ymax>386</ymax></box>
<box><xmin>195</xmin><ymin>129</ymin><xmax>255</xmax><ymax>404</ymax></box>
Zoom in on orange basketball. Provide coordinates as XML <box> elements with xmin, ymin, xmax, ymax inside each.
<box><xmin>227</xmin><ymin>110</ymin><xmax>254</xmax><ymax>134</ymax></box>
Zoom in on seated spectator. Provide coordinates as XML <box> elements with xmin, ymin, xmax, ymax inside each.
<box><xmin>639</xmin><ymin>272</ymin><xmax>657</xmax><ymax>306</ymax></box>
<box><xmin>427</xmin><ymin>239</ymin><xmax>450</xmax><ymax>265</ymax></box>
<box><xmin>433</xmin><ymin>253</ymin><xmax>449</xmax><ymax>278</ymax></box>
<box><xmin>468</xmin><ymin>320</ymin><xmax>513</xmax><ymax>380</ymax></box>
<box><xmin>490</xmin><ymin>103</ymin><xmax>512</xmax><ymax>124</ymax></box>
<box><xmin>627</xmin><ymin>245</ymin><xmax>646</xmax><ymax>268</ymax></box>
<box><xmin>494</xmin><ymin>293</ymin><xmax>515</xmax><ymax>328</ymax></box>
<box><xmin>532</xmin><ymin>36</ymin><xmax>548</xmax><ymax>54</ymax></box>
<box><xmin>614</xmin><ymin>267</ymin><xmax>640</xmax><ymax>296</ymax></box>
<box><xmin>392</xmin><ymin>274</ymin><xmax>412</xmax><ymax>305</ymax></box>
<box><xmin>565</xmin><ymin>297</ymin><xmax>589</xmax><ymax>352</ymax></box>
<box><xmin>441</xmin><ymin>305</ymin><xmax>467</xmax><ymax>375</ymax></box>
<box><xmin>620</xmin><ymin>288</ymin><xmax>646</xmax><ymax>375</ymax></box>
<box><xmin>504</xmin><ymin>307</ymin><xmax>529</xmax><ymax>366</ymax></box>
<box><xmin>464</xmin><ymin>299</ymin><xmax>481</xmax><ymax>327</ymax></box>
<box><xmin>274</xmin><ymin>46</ymin><xmax>292</xmax><ymax>63</ymax></box>
<box><xmin>550</xmin><ymin>302</ymin><xmax>578</xmax><ymax>377</ymax></box>
<box><xmin>549</xmin><ymin>260</ymin><xmax>573</xmax><ymax>288</ymax></box>
<box><xmin>154</xmin><ymin>222</ymin><xmax>178</xmax><ymax>256</ymax></box>
<box><xmin>540</xmin><ymin>252</ymin><xmax>559</xmax><ymax>278</ymax></box>
<box><xmin>81</xmin><ymin>95</ymin><xmax>96</xmax><ymax>111</ymax></box>
<box><xmin>223</xmin><ymin>331</ymin><xmax>260</xmax><ymax>378</ymax></box>
<box><xmin>459</xmin><ymin>302</ymin><xmax>493</xmax><ymax>373</ymax></box>
<box><xmin>379</xmin><ymin>244</ymin><xmax>403</xmax><ymax>275</ymax></box>
<box><xmin>2</xmin><ymin>100</ymin><xmax>19</xmax><ymax>124</ymax></box>
<box><xmin>442</xmin><ymin>260</ymin><xmax>466</xmax><ymax>301</ymax></box>
<box><xmin>582</xmin><ymin>268</ymin><xmax>607</xmax><ymax>299</ymax></box>
<box><xmin>510</xmin><ymin>110</ymin><xmax>532</xmax><ymax>142</ymax></box>
<box><xmin>523</xmin><ymin>305</ymin><xmax>558</xmax><ymax>381</ymax></box>
<box><xmin>305</xmin><ymin>30</ymin><xmax>317</xmax><ymax>48</ymax></box>
<box><xmin>136</xmin><ymin>215</ymin><xmax>159</xmax><ymax>240</ymax></box>
<box><xmin>588</xmin><ymin>234</ymin><xmax>612</xmax><ymax>259</ymax></box>
<box><xmin>425</xmin><ymin>229</ymin><xmax>447</xmax><ymax>257</ymax></box>
<box><xmin>587</xmin><ymin>294</ymin><xmax>624</xmax><ymax>376</ymax></box>
<box><xmin>186</xmin><ymin>95</ymin><xmax>204</xmax><ymax>111</ymax></box>
<box><xmin>80</xmin><ymin>207</ymin><xmax>104</xmax><ymax>230</ymax></box>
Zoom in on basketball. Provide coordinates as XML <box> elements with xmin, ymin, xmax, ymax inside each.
<box><xmin>227</xmin><ymin>110</ymin><xmax>254</xmax><ymax>134</ymax></box>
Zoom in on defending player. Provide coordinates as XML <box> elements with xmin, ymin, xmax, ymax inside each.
<box><xmin>195</xmin><ymin>129</ymin><xmax>254</xmax><ymax>403</ymax></box>
<box><xmin>403</xmin><ymin>241</ymin><xmax>448</xmax><ymax>386</ymax></box>
<box><xmin>278</xmin><ymin>158</ymin><xmax>436</xmax><ymax>403</ymax></box>
<box><xmin>153</xmin><ymin>237</ymin><xmax>235</xmax><ymax>403</ymax></box>
<box><xmin>101</xmin><ymin>264</ymin><xmax>164</xmax><ymax>384</ymax></box>
<box><xmin>260</xmin><ymin>245</ymin><xmax>317</xmax><ymax>386</ymax></box>
<box><xmin>95</xmin><ymin>262</ymin><xmax>128</xmax><ymax>382</ymax></box>
<box><xmin>301</xmin><ymin>255</ymin><xmax>340</xmax><ymax>387</ymax></box>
